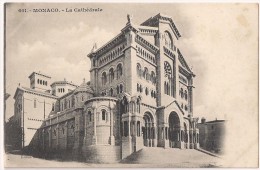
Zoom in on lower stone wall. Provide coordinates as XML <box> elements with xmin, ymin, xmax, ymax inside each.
<box><xmin>83</xmin><ymin>145</ymin><xmax>121</xmax><ymax>163</ymax></box>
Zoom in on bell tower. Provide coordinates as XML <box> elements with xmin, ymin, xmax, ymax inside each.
<box><xmin>28</xmin><ymin>71</ymin><xmax>51</xmax><ymax>92</ymax></box>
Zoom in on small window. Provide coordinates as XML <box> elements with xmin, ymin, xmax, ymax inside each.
<box><xmin>102</xmin><ymin>72</ymin><xmax>107</xmax><ymax>85</ymax></box>
<box><xmin>145</xmin><ymin>87</ymin><xmax>149</xmax><ymax>95</ymax></box>
<box><xmin>184</xmin><ymin>90</ymin><xmax>188</xmax><ymax>100</ymax></box>
<box><xmin>52</xmin><ymin>103</ymin><xmax>55</xmax><ymax>111</ymax></box>
<box><xmin>120</xmin><ymin>84</ymin><xmax>123</xmax><ymax>93</ymax></box>
<box><xmin>102</xmin><ymin>110</ymin><xmax>106</xmax><ymax>121</ymax></box>
<box><xmin>117</xmin><ymin>86</ymin><xmax>120</xmax><ymax>94</ymax></box>
<box><xmin>34</xmin><ymin>99</ymin><xmax>37</xmax><ymax>108</ymax></box>
<box><xmin>110</xmin><ymin>88</ymin><xmax>113</xmax><ymax>96</ymax></box>
<box><xmin>88</xmin><ymin>111</ymin><xmax>92</xmax><ymax>122</ymax></box>
<box><xmin>117</xmin><ymin>63</ymin><xmax>123</xmax><ymax>79</ymax></box>
<box><xmin>62</xmin><ymin>128</ymin><xmax>65</xmax><ymax>134</ymax></box>
<box><xmin>109</xmin><ymin>68</ymin><xmax>114</xmax><ymax>83</ymax></box>
<box><xmin>136</xmin><ymin>63</ymin><xmax>142</xmax><ymax>77</ymax></box>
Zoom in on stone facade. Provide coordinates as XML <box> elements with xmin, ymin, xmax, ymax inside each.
<box><xmin>13</xmin><ymin>13</ymin><xmax>200</xmax><ymax>163</ymax></box>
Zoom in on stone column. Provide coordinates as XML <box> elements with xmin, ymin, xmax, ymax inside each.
<box><xmin>186</xmin><ymin>130</ymin><xmax>190</xmax><ymax>149</ymax></box>
<box><xmin>65</xmin><ymin>121</ymin><xmax>68</xmax><ymax>150</ymax></box>
<box><xmin>190</xmin><ymin>130</ymin><xmax>194</xmax><ymax>149</ymax></box>
<box><xmin>42</xmin><ymin>129</ymin><xmax>45</xmax><ymax>151</ymax></box>
<box><xmin>109</xmin><ymin>107</ymin><xmax>115</xmax><ymax>145</ymax></box>
<box><xmin>56</xmin><ymin>124</ymin><xmax>59</xmax><ymax>150</ymax></box>
<box><xmin>49</xmin><ymin>127</ymin><xmax>52</xmax><ymax>149</ymax></box>
<box><xmin>92</xmin><ymin>106</ymin><xmax>97</xmax><ymax>145</ymax></box>
<box><xmin>188</xmin><ymin>86</ymin><xmax>193</xmax><ymax>116</ymax></box>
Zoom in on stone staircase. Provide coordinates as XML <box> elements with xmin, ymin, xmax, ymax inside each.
<box><xmin>121</xmin><ymin>147</ymin><xmax>221</xmax><ymax>167</ymax></box>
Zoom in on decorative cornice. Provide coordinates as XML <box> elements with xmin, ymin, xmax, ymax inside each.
<box><xmin>14</xmin><ymin>86</ymin><xmax>58</xmax><ymax>100</ymax></box>
<box><xmin>28</xmin><ymin>71</ymin><xmax>51</xmax><ymax>79</ymax></box>
<box><xmin>135</xmin><ymin>34</ymin><xmax>159</xmax><ymax>55</ymax></box>
<box><xmin>87</xmin><ymin>33</ymin><xmax>126</xmax><ymax>59</ymax></box>
<box><xmin>138</xmin><ymin>26</ymin><xmax>158</xmax><ymax>35</ymax></box>
<box><xmin>177</xmin><ymin>49</ymin><xmax>195</xmax><ymax>77</ymax></box>
<box><xmin>163</xmin><ymin>46</ymin><xmax>175</xmax><ymax>59</ymax></box>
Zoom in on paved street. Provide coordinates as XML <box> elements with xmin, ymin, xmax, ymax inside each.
<box><xmin>5</xmin><ymin>147</ymin><xmax>222</xmax><ymax>168</ymax></box>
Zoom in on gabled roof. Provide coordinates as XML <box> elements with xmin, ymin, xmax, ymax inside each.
<box><xmin>13</xmin><ymin>86</ymin><xmax>58</xmax><ymax>99</ymax></box>
<box><xmin>159</xmin><ymin>100</ymin><xmax>186</xmax><ymax>116</ymax></box>
<box><xmin>141</xmin><ymin>13</ymin><xmax>181</xmax><ymax>39</ymax></box>
<box><xmin>178</xmin><ymin>49</ymin><xmax>195</xmax><ymax>77</ymax></box>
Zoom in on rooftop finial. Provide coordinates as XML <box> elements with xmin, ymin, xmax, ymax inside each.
<box><xmin>127</xmin><ymin>14</ymin><xmax>133</xmax><ymax>24</ymax></box>
<box><xmin>83</xmin><ymin>78</ymin><xmax>85</xmax><ymax>83</ymax></box>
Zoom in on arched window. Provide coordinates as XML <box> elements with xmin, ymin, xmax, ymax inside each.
<box><xmin>185</xmin><ymin>105</ymin><xmax>188</xmax><ymax>111</ymax></box>
<box><xmin>136</xmin><ymin>63</ymin><xmax>142</xmax><ymax>77</ymax></box>
<box><xmin>117</xmin><ymin>63</ymin><xmax>123</xmax><ymax>79</ymax></box>
<box><xmin>110</xmin><ymin>88</ymin><xmax>113</xmax><ymax>96</ymax></box>
<box><xmin>40</xmin><ymin>80</ymin><xmax>42</xmax><ymax>85</ymax></box>
<box><xmin>164</xmin><ymin>61</ymin><xmax>172</xmax><ymax>79</ymax></box>
<box><xmin>120</xmin><ymin>84</ymin><xmax>123</xmax><ymax>93</ymax></box>
<box><xmin>102</xmin><ymin>109</ymin><xmax>106</xmax><ymax>121</ymax></box>
<box><xmin>117</xmin><ymin>85</ymin><xmax>120</xmax><ymax>94</ymax></box>
<box><xmin>52</xmin><ymin>103</ymin><xmax>55</xmax><ymax>111</ymax></box>
<box><xmin>164</xmin><ymin>31</ymin><xmax>173</xmax><ymax>50</ymax></box>
<box><xmin>109</xmin><ymin>68</ymin><xmax>114</xmax><ymax>83</ymax></box>
<box><xmin>137</xmin><ymin>83</ymin><xmax>140</xmax><ymax>92</ymax></box>
<box><xmin>88</xmin><ymin>111</ymin><xmax>92</xmax><ymax>122</ymax></box>
<box><xmin>143</xmin><ymin>67</ymin><xmax>149</xmax><ymax>80</ymax></box>
<box><xmin>102</xmin><ymin>72</ymin><xmax>107</xmax><ymax>85</ymax></box>
<box><xmin>145</xmin><ymin>87</ymin><xmax>149</xmax><ymax>95</ymax></box>
<box><xmin>37</xmin><ymin>79</ymin><xmax>39</xmax><ymax>84</ymax></box>
<box><xmin>184</xmin><ymin>90</ymin><xmax>188</xmax><ymax>100</ymax></box>
<box><xmin>151</xmin><ymin>71</ymin><xmax>155</xmax><ymax>84</ymax></box>
<box><xmin>180</xmin><ymin>88</ymin><xmax>184</xmax><ymax>98</ymax></box>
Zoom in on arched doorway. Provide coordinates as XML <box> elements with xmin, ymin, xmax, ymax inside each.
<box><xmin>142</xmin><ymin>112</ymin><xmax>155</xmax><ymax>147</ymax></box>
<box><xmin>168</xmin><ymin>112</ymin><xmax>180</xmax><ymax>148</ymax></box>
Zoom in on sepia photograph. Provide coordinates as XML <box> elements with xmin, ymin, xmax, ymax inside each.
<box><xmin>2</xmin><ymin>2</ymin><xmax>259</xmax><ymax>168</ymax></box>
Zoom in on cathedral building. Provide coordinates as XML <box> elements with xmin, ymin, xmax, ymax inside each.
<box><xmin>12</xmin><ymin>13</ymin><xmax>200</xmax><ymax>163</ymax></box>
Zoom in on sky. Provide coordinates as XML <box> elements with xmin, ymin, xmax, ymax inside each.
<box><xmin>5</xmin><ymin>3</ymin><xmax>258</xmax><ymax>124</ymax></box>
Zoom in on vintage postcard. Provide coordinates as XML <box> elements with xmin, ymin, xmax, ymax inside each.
<box><xmin>3</xmin><ymin>2</ymin><xmax>259</xmax><ymax>168</ymax></box>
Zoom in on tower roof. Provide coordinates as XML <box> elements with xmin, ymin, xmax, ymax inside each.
<box><xmin>28</xmin><ymin>71</ymin><xmax>51</xmax><ymax>79</ymax></box>
<box><xmin>74</xmin><ymin>80</ymin><xmax>94</xmax><ymax>94</ymax></box>
<box><xmin>141</xmin><ymin>13</ymin><xmax>181</xmax><ymax>38</ymax></box>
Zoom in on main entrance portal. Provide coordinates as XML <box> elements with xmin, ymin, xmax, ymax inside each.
<box><xmin>142</xmin><ymin>112</ymin><xmax>155</xmax><ymax>147</ymax></box>
<box><xmin>169</xmin><ymin>112</ymin><xmax>181</xmax><ymax>148</ymax></box>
